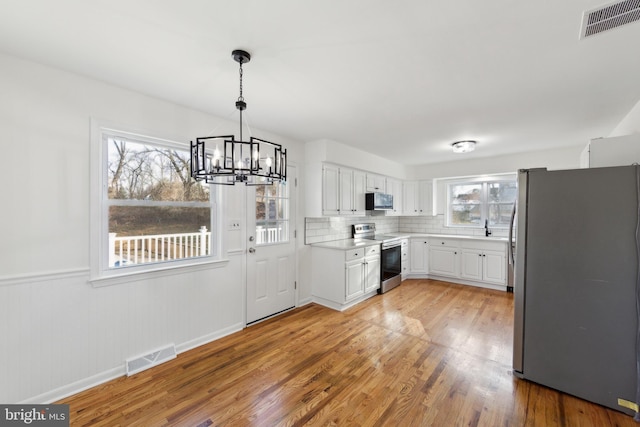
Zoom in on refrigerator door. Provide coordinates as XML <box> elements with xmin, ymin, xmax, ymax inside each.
<box><xmin>517</xmin><ymin>166</ymin><xmax>638</xmax><ymax>415</ymax></box>
<box><xmin>512</xmin><ymin>168</ymin><xmax>532</xmax><ymax>374</ymax></box>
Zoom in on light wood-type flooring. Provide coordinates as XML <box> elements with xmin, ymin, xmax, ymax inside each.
<box><xmin>59</xmin><ymin>279</ymin><xmax>637</xmax><ymax>426</ymax></box>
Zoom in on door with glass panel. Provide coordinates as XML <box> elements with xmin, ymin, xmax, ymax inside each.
<box><xmin>246</xmin><ymin>166</ymin><xmax>296</xmax><ymax>324</ymax></box>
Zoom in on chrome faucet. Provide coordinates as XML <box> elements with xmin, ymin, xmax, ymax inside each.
<box><xmin>484</xmin><ymin>219</ymin><xmax>492</xmax><ymax>237</ymax></box>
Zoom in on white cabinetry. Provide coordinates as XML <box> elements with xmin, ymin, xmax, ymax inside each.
<box><xmin>428</xmin><ymin>238</ymin><xmax>459</xmax><ymax>278</ymax></box>
<box><xmin>418</xmin><ymin>180</ymin><xmax>433</xmax><ymax>215</ymax></box>
<box><xmin>366</xmin><ymin>173</ymin><xmax>387</xmax><ymax>193</ymax></box>
<box><xmin>581</xmin><ymin>134</ymin><xmax>640</xmax><ymax>168</ymax></box>
<box><xmin>386</xmin><ymin>178</ymin><xmax>403</xmax><ymax>216</ymax></box>
<box><xmin>364</xmin><ymin>252</ymin><xmax>381</xmax><ymax>293</ymax></box>
<box><xmin>427</xmin><ymin>237</ymin><xmax>508</xmax><ymax>289</ymax></box>
<box><xmin>400</xmin><ymin>238</ymin><xmax>409</xmax><ymax>280</ymax></box>
<box><xmin>322</xmin><ymin>164</ymin><xmax>366</xmax><ymax>216</ymax></box>
<box><xmin>403</xmin><ymin>180</ymin><xmax>433</xmax><ymax>216</ymax></box>
<box><xmin>459</xmin><ymin>244</ymin><xmax>506</xmax><ymax>285</ymax></box>
<box><xmin>410</xmin><ymin>238</ymin><xmax>429</xmax><ymax>275</ymax></box>
<box><xmin>312</xmin><ymin>244</ymin><xmax>381</xmax><ymax>311</ymax></box>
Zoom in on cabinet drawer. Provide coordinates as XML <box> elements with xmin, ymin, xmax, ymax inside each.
<box><xmin>428</xmin><ymin>238</ymin><xmax>458</xmax><ymax>248</ymax></box>
<box><xmin>365</xmin><ymin>245</ymin><xmax>380</xmax><ymax>256</ymax></box>
<box><xmin>345</xmin><ymin>248</ymin><xmax>365</xmax><ymax>261</ymax></box>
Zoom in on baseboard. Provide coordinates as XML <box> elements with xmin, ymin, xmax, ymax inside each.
<box><xmin>175</xmin><ymin>322</ymin><xmax>244</xmax><ymax>354</ymax></box>
<box><xmin>20</xmin><ymin>366</ymin><xmax>124</xmax><ymax>404</ymax></box>
<box><xmin>18</xmin><ymin>322</ymin><xmax>244</xmax><ymax>405</ymax></box>
<box><xmin>297</xmin><ymin>296</ymin><xmax>313</xmax><ymax>307</ymax></box>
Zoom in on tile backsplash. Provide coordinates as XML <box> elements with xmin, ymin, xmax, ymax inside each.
<box><xmin>305</xmin><ymin>215</ymin><xmax>509</xmax><ymax>244</ymax></box>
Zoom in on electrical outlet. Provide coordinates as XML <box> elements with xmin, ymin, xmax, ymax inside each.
<box><xmin>228</xmin><ymin>220</ymin><xmax>241</xmax><ymax>230</ymax></box>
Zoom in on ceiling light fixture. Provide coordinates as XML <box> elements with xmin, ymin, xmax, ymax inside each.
<box><xmin>452</xmin><ymin>140</ymin><xmax>476</xmax><ymax>153</ymax></box>
<box><xmin>190</xmin><ymin>49</ymin><xmax>287</xmax><ymax>185</ymax></box>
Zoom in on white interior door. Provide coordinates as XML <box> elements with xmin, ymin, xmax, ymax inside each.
<box><xmin>246</xmin><ymin>166</ymin><xmax>296</xmax><ymax>324</ymax></box>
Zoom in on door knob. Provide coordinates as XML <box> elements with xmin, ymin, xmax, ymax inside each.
<box><xmin>249</xmin><ymin>236</ymin><xmax>255</xmax><ymax>242</ymax></box>
<box><xmin>248</xmin><ymin>247</ymin><xmax>256</xmax><ymax>253</ymax></box>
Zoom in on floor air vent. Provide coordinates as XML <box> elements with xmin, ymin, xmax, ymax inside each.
<box><xmin>126</xmin><ymin>344</ymin><xmax>176</xmax><ymax>376</ymax></box>
<box><xmin>580</xmin><ymin>0</ymin><xmax>640</xmax><ymax>38</ymax></box>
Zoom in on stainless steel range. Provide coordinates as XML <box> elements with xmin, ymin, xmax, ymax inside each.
<box><xmin>352</xmin><ymin>223</ymin><xmax>403</xmax><ymax>293</ymax></box>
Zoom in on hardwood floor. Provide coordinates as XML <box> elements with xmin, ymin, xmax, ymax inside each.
<box><xmin>59</xmin><ymin>279</ymin><xmax>636</xmax><ymax>426</ymax></box>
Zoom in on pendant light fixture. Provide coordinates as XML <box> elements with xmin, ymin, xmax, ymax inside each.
<box><xmin>190</xmin><ymin>49</ymin><xmax>287</xmax><ymax>185</ymax></box>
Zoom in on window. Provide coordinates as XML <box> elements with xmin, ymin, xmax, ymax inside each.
<box><xmin>92</xmin><ymin>126</ymin><xmax>217</xmax><ymax>280</ymax></box>
<box><xmin>446</xmin><ymin>176</ymin><xmax>516</xmax><ymax>228</ymax></box>
<box><xmin>255</xmin><ymin>180</ymin><xmax>289</xmax><ymax>245</ymax></box>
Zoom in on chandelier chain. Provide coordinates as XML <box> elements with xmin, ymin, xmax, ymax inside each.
<box><xmin>238</xmin><ymin>62</ymin><xmax>244</xmax><ymax>102</ymax></box>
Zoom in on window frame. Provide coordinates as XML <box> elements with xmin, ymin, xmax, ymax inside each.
<box><xmin>445</xmin><ymin>174</ymin><xmax>516</xmax><ymax>229</ymax></box>
<box><xmin>90</xmin><ymin>120</ymin><xmax>225</xmax><ymax>287</ymax></box>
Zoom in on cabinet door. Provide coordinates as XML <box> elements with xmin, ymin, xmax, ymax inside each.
<box><xmin>403</xmin><ymin>181</ymin><xmax>419</xmax><ymax>215</ymax></box>
<box><xmin>386</xmin><ymin>178</ymin><xmax>403</xmax><ymax>216</ymax></box>
<box><xmin>364</xmin><ymin>255</ymin><xmax>381</xmax><ymax>293</ymax></box>
<box><xmin>460</xmin><ymin>249</ymin><xmax>483</xmax><ymax>281</ymax></box>
<box><xmin>339</xmin><ymin>168</ymin><xmax>354</xmax><ymax>214</ymax></box>
<box><xmin>401</xmin><ymin>239</ymin><xmax>409</xmax><ymax>278</ymax></box>
<box><xmin>428</xmin><ymin>246</ymin><xmax>458</xmax><ymax>277</ymax></box>
<box><xmin>483</xmin><ymin>250</ymin><xmax>506</xmax><ymax>285</ymax></box>
<box><xmin>352</xmin><ymin>170</ymin><xmax>367</xmax><ymax>215</ymax></box>
<box><xmin>418</xmin><ymin>180</ymin><xmax>433</xmax><ymax>215</ymax></box>
<box><xmin>345</xmin><ymin>260</ymin><xmax>364</xmax><ymax>300</ymax></box>
<box><xmin>322</xmin><ymin>164</ymin><xmax>340</xmax><ymax>215</ymax></box>
<box><xmin>410</xmin><ymin>239</ymin><xmax>428</xmax><ymax>273</ymax></box>
<box><xmin>366</xmin><ymin>173</ymin><xmax>386</xmax><ymax>192</ymax></box>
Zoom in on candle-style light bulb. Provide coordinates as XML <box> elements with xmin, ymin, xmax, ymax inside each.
<box><xmin>213</xmin><ymin>145</ymin><xmax>221</xmax><ymax>167</ymax></box>
<box><xmin>265</xmin><ymin>156</ymin><xmax>273</xmax><ymax>168</ymax></box>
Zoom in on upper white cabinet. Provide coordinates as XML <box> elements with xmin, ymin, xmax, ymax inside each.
<box><xmin>386</xmin><ymin>178</ymin><xmax>403</xmax><ymax>216</ymax></box>
<box><xmin>403</xmin><ymin>180</ymin><xmax>433</xmax><ymax>216</ymax></box>
<box><xmin>581</xmin><ymin>134</ymin><xmax>640</xmax><ymax>168</ymax></box>
<box><xmin>322</xmin><ymin>164</ymin><xmax>366</xmax><ymax>216</ymax></box>
<box><xmin>366</xmin><ymin>173</ymin><xmax>387</xmax><ymax>193</ymax></box>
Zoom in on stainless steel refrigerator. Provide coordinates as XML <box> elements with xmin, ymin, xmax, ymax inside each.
<box><xmin>512</xmin><ymin>166</ymin><xmax>639</xmax><ymax>419</ymax></box>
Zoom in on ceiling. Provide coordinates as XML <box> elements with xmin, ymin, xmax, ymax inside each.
<box><xmin>1</xmin><ymin>0</ymin><xmax>639</xmax><ymax>165</ymax></box>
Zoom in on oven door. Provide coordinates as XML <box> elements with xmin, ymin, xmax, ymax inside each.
<box><xmin>380</xmin><ymin>243</ymin><xmax>402</xmax><ymax>293</ymax></box>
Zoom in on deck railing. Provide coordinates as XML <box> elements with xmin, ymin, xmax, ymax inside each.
<box><xmin>109</xmin><ymin>226</ymin><xmax>211</xmax><ymax>267</ymax></box>
<box><xmin>256</xmin><ymin>225</ymin><xmax>285</xmax><ymax>245</ymax></box>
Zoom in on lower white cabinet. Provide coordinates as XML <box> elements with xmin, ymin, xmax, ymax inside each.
<box><xmin>400</xmin><ymin>238</ymin><xmax>409</xmax><ymax>280</ymax></box>
<box><xmin>426</xmin><ymin>237</ymin><xmax>508</xmax><ymax>289</ymax></box>
<box><xmin>312</xmin><ymin>243</ymin><xmax>381</xmax><ymax>311</ymax></box>
<box><xmin>428</xmin><ymin>238</ymin><xmax>459</xmax><ymax>278</ymax></box>
<box><xmin>410</xmin><ymin>238</ymin><xmax>429</xmax><ymax>275</ymax></box>
<box><xmin>460</xmin><ymin>248</ymin><xmax>506</xmax><ymax>285</ymax></box>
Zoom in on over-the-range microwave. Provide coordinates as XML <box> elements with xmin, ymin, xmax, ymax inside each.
<box><xmin>365</xmin><ymin>192</ymin><xmax>393</xmax><ymax>211</ymax></box>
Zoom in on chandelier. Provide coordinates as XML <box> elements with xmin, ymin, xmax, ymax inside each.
<box><xmin>190</xmin><ymin>49</ymin><xmax>287</xmax><ymax>185</ymax></box>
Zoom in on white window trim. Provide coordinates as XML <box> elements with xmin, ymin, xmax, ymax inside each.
<box><xmin>89</xmin><ymin>119</ymin><xmax>224</xmax><ymax>287</ymax></box>
<box><xmin>444</xmin><ymin>173</ymin><xmax>516</xmax><ymax>229</ymax></box>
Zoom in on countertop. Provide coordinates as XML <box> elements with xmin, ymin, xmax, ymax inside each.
<box><xmin>310</xmin><ymin>238</ymin><xmax>381</xmax><ymax>250</ymax></box>
<box><xmin>386</xmin><ymin>232</ymin><xmax>511</xmax><ymax>243</ymax></box>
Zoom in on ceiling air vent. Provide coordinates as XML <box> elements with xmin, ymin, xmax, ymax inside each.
<box><xmin>580</xmin><ymin>0</ymin><xmax>640</xmax><ymax>38</ymax></box>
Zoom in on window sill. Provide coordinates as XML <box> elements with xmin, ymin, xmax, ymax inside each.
<box><xmin>89</xmin><ymin>258</ymin><xmax>229</xmax><ymax>288</ymax></box>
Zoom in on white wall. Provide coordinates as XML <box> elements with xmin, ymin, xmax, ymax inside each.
<box><xmin>0</xmin><ymin>52</ymin><xmax>306</xmax><ymax>403</ymax></box>
<box><xmin>406</xmin><ymin>145</ymin><xmax>583</xmax><ymax>180</ymax></box>
<box><xmin>610</xmin><ymin>99</ymin><xmax>640</xmax><ymax>137</ymax></box>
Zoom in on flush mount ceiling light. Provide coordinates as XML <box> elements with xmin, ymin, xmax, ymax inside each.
<box><xmin>452</xmin><ymin>140</ymin><xmax>476</xmax><ymax>153</ymax></box>
<box><xmin>190</xmin><ymin>49</ymin><xmax>287</xmax><ymax>185</ymax></box>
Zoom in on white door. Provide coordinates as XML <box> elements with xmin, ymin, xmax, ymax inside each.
<box><xmin>246</xmin><ymin>166</ymin><xmax>297</xmax><ymax>324</ymax></box>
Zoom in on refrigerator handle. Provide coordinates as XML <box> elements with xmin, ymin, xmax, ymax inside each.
<box><xmin>508</xmin><ymin>202</ymin><xmax>516</xmax><ymax>265</ymax></box>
